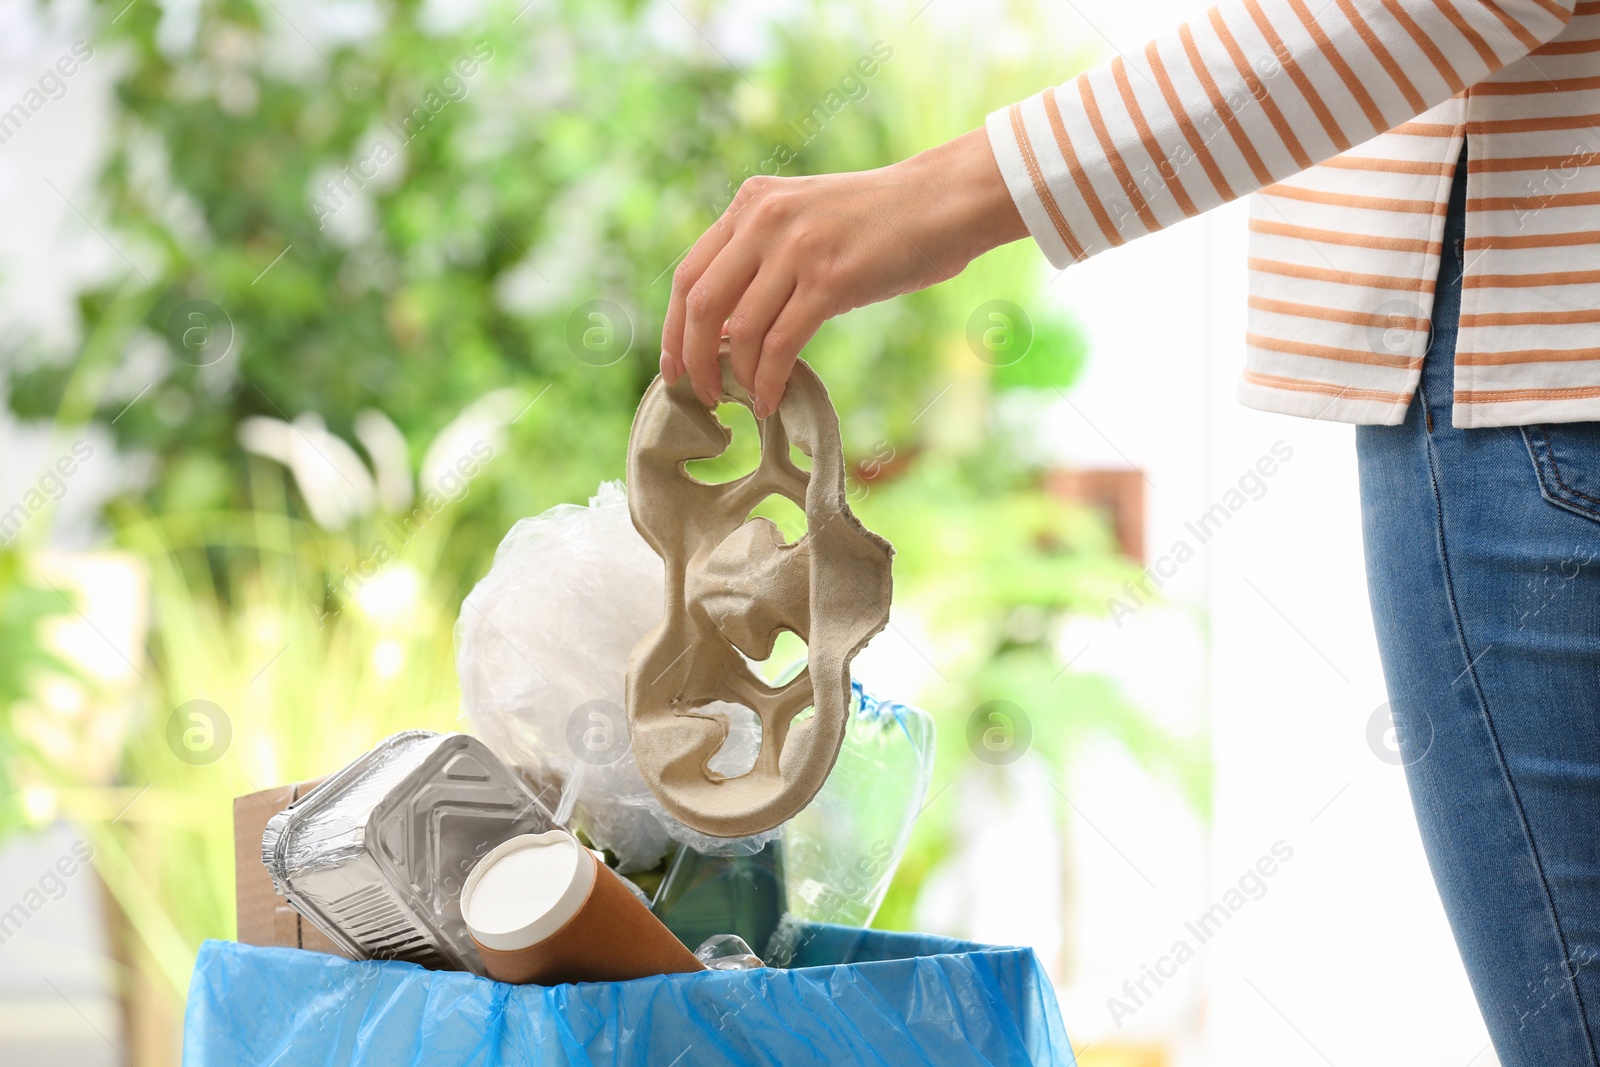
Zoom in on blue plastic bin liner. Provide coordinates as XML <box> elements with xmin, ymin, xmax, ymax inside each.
<box><xmin>184</xmin><ymin>922</ymin><xmax>1075</xmax><ymax>1066</ymax></box>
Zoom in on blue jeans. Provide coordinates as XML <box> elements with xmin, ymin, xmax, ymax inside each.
<box><xmin>1357</xmin><ymin>150</ymin><xmax>1600</xmax><ymax>1062</ymax></box>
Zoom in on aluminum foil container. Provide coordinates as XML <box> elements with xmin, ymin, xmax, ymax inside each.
<box><xmin>262</xmin><ymin>730</ymin><xmax>557</xmax><ymax>973</ymax></box>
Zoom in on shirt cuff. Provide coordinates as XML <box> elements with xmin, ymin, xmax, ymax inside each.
<box><xmin>985</xmin><ymin>98</ymin><xmax>1087</xmax><ymax>271</ymax></box>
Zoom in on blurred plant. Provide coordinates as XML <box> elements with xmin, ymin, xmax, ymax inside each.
<box><xmin>69</xmin><ymin>489</ymin><xmax>471</xmax><ymax>1007</ymax></box>
<box><xmin>774</xmin><ymin>2</ymin><xmax>1207</xmax><ymax>930</ymax></box>
<box><xmin>0</xmin><ymin>548</ymin><xmax>81</xmax><ymax>836</ymax></box>
<box><xmin>856</xmin><ymin>432</ymin><xmax>1211</xmax><ymax>934</ymax></box>
<box><xmin>236</xmin><ymin>389</ymin><xmax>523</xmax><ymax>529</ymax></box>
<box><xmin>7</xmin><ymin>0</ymin><xmax>1094</xmax><ymax>556</ymax></box>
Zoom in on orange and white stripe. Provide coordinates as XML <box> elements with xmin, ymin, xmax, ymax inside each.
<box><xmin>988</xmin><ymin>0</ymin><xmax>1600</xmax><ymax>428</ymax></box>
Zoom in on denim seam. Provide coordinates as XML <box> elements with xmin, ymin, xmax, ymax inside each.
<box><xmin>1424</xmin><ymin>427</ymin><xmax>1600</xmax><ymax>1064</ymax></box>
<box><xmin>1542</xmin><ymin>428</ymin><xmax>1600</xmax><ymax>506</ymax></box>
<box><xmin>1522</xmin><ymin>426</ymin><xmax>1600</xmax><ymax>518</ymax></box>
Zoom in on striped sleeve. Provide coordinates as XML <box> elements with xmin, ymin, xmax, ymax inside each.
<box><xmin>989</xmin><ymin>0</ymin><xmax>1577</xmax><ymax>268</ymax></box>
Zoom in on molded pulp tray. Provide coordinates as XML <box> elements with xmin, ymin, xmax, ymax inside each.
<box><xmin>183</xmin><ymin>922</ymin><xmax>1076</xmax><ymax>1066</ymax></box>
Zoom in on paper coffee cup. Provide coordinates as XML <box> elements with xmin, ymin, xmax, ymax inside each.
<box><xmin>461</xmin><ymin>829</ymin><xmax>705</xmax><ymax>985</ymax></box>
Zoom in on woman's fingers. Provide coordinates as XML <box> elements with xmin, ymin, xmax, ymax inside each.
<box><xmin>726</xmin><ymin>268</ymin><xmax>796</xmax><ymax>397</ymax></box>
<box><xmin>752</xmin><ymin>291</ymin><xmax>830</xmax><ymax>418</ymax></box>
<box><xmin>661</xmin><ymin>133</ymin><xmax>1026</xmax><ymax>405</ymax></box>
<box><xmin>660</xmin><ymin>212</ymin><xmax>738</xmax><ymax>386</ymax></box>
<box><xmin>679</xmin><ymin>241</ymin><xmax>759</xmax><ymax>406</ymax></box>
<box><xmin>659</xmin><ymin>348</ymin><xmax>683</xmax><ymax>382</ymax></box>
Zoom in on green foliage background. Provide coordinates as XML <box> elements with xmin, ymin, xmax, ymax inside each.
<box><xmin>0</xmin><ymin>0</ymin><xmax>1209</xmax><ymax>1026</ymax></box>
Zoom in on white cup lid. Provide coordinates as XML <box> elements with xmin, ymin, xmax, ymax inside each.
<box><xmin>461</xmin><ymin>830</ymin><xmax>597</xmax><ymax>952</ymax></box>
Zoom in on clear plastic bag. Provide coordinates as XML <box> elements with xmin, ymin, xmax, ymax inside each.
<box><xmin>455</xmin><ymin>483</ymin><xmax>776</xmax><ymax>872</ymax></box>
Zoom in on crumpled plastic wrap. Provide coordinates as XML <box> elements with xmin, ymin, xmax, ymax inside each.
<box><xmin>262</xmin><ymin>731</ymin><xmax>437</xmax><ymax>895</ymax></box>
<box><xmin>456</xmin><ymin>482</ymin><xmax>778</xmax><ymax>872</ymax></box>
<box><xmin>183</xmin><ymin>925</ymin><xmax>1075</xmax><ymax>1066</ymax></box>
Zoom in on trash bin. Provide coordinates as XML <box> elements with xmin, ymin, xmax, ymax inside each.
<box><xmin>183</xmin><ymin>922</ymin><xmax>1076</xmax><ymax>1066</ymax></box>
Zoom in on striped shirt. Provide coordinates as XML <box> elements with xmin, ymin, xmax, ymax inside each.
<box><xmin>987</xmin><ymin>0</ymin><xmax>1600</xmax><ymax>427</ymax></box>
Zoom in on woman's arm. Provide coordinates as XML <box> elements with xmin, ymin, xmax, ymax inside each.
<box><xmin>663</xmin><ymin>0</ymin><xmax>1577</xmax><ymax>412</ymax></box>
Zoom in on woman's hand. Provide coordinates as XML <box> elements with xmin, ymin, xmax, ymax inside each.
<box><xmin>660</xmin><ymin>127</ymin><xmax>1030</xmax><ymax>415</ymax></box>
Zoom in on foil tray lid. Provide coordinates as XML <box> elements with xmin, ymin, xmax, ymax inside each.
<box><xmin>262</xmin><ymin>730</ymin><xmax>444</xmax><ymax>895</ymax></box>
